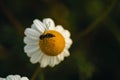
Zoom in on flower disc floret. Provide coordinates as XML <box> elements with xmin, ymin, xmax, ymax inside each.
<box><xmin>39</xmin><ymin>30</ymin><xmax>65</xmax><ymax>56</ymax></box>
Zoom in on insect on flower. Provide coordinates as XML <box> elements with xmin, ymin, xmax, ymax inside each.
<box><xmin>40</xmin><ymin>33</ymin><xmax>55</xmax><ymax>40</ymax></box>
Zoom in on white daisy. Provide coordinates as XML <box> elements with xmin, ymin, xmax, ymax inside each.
<box><xmin>24</xmin><ymin>18</ymin><xmax>72</xmax><ymax>68</ymax></box>
<box><xmin>0</xmin><ymin>75</ymin><xmax>29</xmax><ymax>80</ymax></box>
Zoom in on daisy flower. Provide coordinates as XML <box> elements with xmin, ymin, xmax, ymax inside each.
<box><xmin>24</xmin><ymin>18</ymin><xmax>72</xmax><ymax>68</ymax></box>
<box><xmin>0</xmin><ymin>75</ymin><xmax>29</xmax><ymax>80</ymax></box>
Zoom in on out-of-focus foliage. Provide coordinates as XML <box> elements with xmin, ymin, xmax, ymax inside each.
<box><xmin>0</xmin><ymin>0</ymin><xmax>120</xmax><ymax>80</ymax></box>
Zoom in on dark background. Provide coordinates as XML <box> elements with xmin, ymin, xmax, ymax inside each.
<box><xmin>0</xmin><ymin>0</ymin><xmax>120</xmax><ymax>80</ymax></box>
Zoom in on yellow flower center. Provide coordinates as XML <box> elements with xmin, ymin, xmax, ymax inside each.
<box><xmin>39</xmin><ymin>30</ymin><xmax>65</xmax><ymax>56</ymax></box>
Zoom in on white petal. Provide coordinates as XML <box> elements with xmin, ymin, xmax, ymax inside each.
<box><xmin>48</xmin><ymin>56</ymin><xmax>61</xmax><ymax>67</ymax></box>
<box><xmin>65</xmin><ymin>38</ymin><xmax>73</xmax><ymax>49</ymax></box>
<box><xmin>43</xmin><ymin>18</ymin><xmax>55</xmax><ymax>30</ymax></box>
<box><xmin>55</xmin><ymin>25</ymin><xmax>71</xmax><ymax>38</ymax></box>
<box><xmin>62</xmin><ymin>30</ymin><xmax>71</xmax><ymax>38</ymax></box>
<box><xmin>24</xmin><ymin>28</ymin><xmax>39</xmax><ymax>40</ymax></box>
<box><xmin>24</xmin><ymin>45</ymin><xmax>39</xmax><ymax>53</ymax></box>
<box><xmin>6</xmin><ymin>75</ymin><xmax>20</xmax><ymax>80</ymax></box>
<box><xmin>21</xmin><ymin>77</ymin><xmax>29</xmax><ymax>80</ymax></box>
<box><xmin>55</xmin><ymin>25</ymin><xmax>64</xmax><ymax>32</ymax></box>
<box><xmin>24</xmin><ymin>37</ymin><xmax>39</xmax><ymax>45</ymax></box>
<box><xmin>26</xmin><ymin>49</ymin><xmax>38</xmax><ymax>57</ymax></box>
<box><xmin>40</xmin><ymin>55</ymin><xmax>49</xmax><ymax>68</ymax></box>
<box><xmin>38</xmin><ymin>51</ymin><xmax>44</xmax><ymax>62</ymax></box>
<box><xmin>57</xmin><ymin>53</ymin><xmax>64</xmax><ymax>61</ymax></box>
<box><xmin>25</xmin><ymin>35</ymin><xmax>39</xmax><ymax>41</ymax></box>
<box><xmin>62</xmin><ymin>50</ymin><xmax>70</xmax><ymax>57</ymax></box>
<box><xmin>31</xmin><ymin>24</ymin><xmax>42</xmax><ymax>34</ymax></box>
<box><xmin>24</xmin><ymin>28</ymin><xmax>40</xmax><ymax>37</ymax></box>
<box><xmin>30</xmin><ymin>51</ymin><xmax>41</xmax><ymax>64</ymax></box>
<box><xmin>48</xmin><ymin>57</ymin><xmax>56</xmax><ymax>67</ymax></box>
<box><xmin>33</xmin><ymin>19</ymin><xmax>46</xmax><ymax>33</ymax></box>
<box><xmin>54</xmin><ymin>56</ymin><xmax>61</xmax><ymax>65</ymax></box>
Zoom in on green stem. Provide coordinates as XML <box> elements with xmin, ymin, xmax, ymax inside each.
<box><xmin>31</xmin><ymin>66</ymin><xmax>42</xmax><ymax>80</ymax></box>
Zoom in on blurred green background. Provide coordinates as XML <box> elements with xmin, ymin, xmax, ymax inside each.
<box><xmin>0</xmin><ymin>0</ymin><xmax>120</xmax><ymax>80</ymax></box>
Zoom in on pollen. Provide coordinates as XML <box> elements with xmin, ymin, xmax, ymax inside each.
<box><xmin>39</xmin><ymin>30</ymin><xmax>65</xmax><ymax>56</ymax></box>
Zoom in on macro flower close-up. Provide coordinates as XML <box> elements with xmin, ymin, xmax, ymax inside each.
<box><xmin>0</xmin><ymin>0</ymin><xmax>120</xmax><ymax>80</ymax></box>
<box><xmin>0</xmin><ymin>75</ymin><xmax>29</xmax><ymax>80</ymax></box>
<box><xmin>24</xmin><ymin>18</ymin><xmax>72</xmax><ymax>68</ymax></box>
